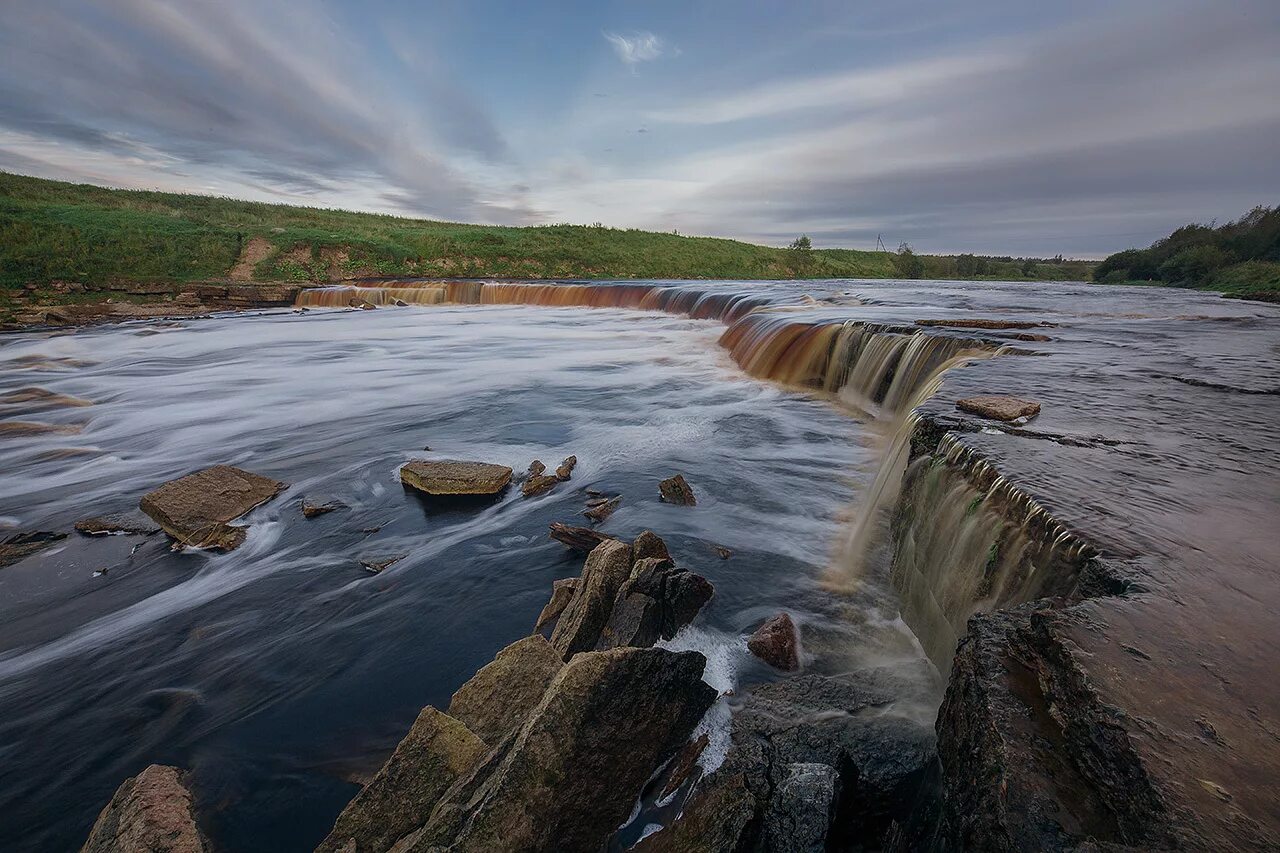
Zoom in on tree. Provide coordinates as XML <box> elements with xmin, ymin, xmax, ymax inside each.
<box><xmin>789</xmin><ymin>235</ymin><xmax>812</xmax><ymax>251</ymax></box>
<box><xmin>893</xmin><ymin>242</ymin><xmax>924</xmax><ymax>279</ymax></box>
<box><xmin>1158</xmin><ymin>245</ymin><xmax>1230</xmax><ymax>286</ymax></box>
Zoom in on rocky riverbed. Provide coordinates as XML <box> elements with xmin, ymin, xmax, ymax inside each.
<box><xmin>2</xmin><ymin>279</ymin><xmax>1278</xmax><ymax>851</ymax></box>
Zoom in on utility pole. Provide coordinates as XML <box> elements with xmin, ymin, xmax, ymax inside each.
<box><xmin>875</xmin><ymin>233</ymin><xmax>887</xmax><ymax>252</ymax></box>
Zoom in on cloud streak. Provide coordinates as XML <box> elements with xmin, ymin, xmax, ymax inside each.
<box><xmin>603</xmin><ymin>31</ymin><xmax>668</xmax><ymax>65</ymax></box>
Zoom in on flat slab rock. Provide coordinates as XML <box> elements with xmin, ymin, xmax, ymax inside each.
<box><xmin>955</xmin><ymin>395</ymin><xmax>1041</xmax><ymax>422</ymax></box>
<box><xmin>401</xmin><ymin>459</ymin><xmax>513</xmax><ymax>496</ymax></box>
<box><xmin>75</xmin><ymin>511</ymin><xmax>161</xmax><ymax>536</ymax></box>
<box><xmin>139</xmin><ymin>465</ymin><xmax>287</xmax><ymax>550</ymax></box>
<box><xmin>81</xmin><ymin>764</ymin><xmax>207</xmax><ymax>853</ymax></box>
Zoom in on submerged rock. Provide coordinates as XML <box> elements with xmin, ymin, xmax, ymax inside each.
<box><xmin>548</xmin><ymin>522</ymin><xmax>617</xmax><ymax>552</ymax></box>
<box><xmin>955</xmin><ymin>395</ymin><xmax>1041</xmax><ymax>422</ymax></box>
<box><xmin>138</xmin><ymin>464</ymin><xmax>287</xmax><ymax>551</ymax></box>
<box><xmin>748</xmin><ymin>612</ymin><xmax>801</xmax><ymax>671</ymax></box>
<box><xmin>555</xmin><ymin>455</ymin><xmax>577</xmax><ymax>481</ymax></box>
<box><xmin>582</xmin><ymin>495</ymin><xmax>620</xmax><ymax>522</ymax></box>
<box><xmin>550</xmin><ymin>539</ymin><xmax>633</xmax><ymax>658</ymax></box>
<box><xmin>416</xmin><ymin>647</ymin><xmax>716</xmax><ymax>852</ymax></box>
<box><xmin>0</xmin><ymin>386</ymin><xmax>93</xmax><ymax>407</ymax></box>
<box><xmin>75</xmin><ymin>511</ymin><xmax>161</xmax><ymax>536</ymax></box>
<box><xmin>659</xmin><ymin>473</ymin><xmax>697</xmax><ymax>505</ymax></box>
<box><xmin>713</xmin><ymin>544</ymin><xmax>734</xmax><ymax>560</ymax></box>
<box><xmin>534</xmin><ymin>578</ymin><xmax>578</xmax><ymax>632</ymax></box>
<box><xmin>1</xmin><ymin>530</ymin><xmax>66</xmax><ymax>569</ymax></box>
<box><xmin>359</xmin><ymin>554</ymin><xmax>405</xmax><ymax>574</ymax></box>
<box><xmin>81</xmin><ymin>764</ymin><xmax>207</xmax><ymax>853</ymax></box>
<box><xmin>301</xmin><ymin>496</ymin><xmax>347</xmax><ymax>518</ymax></box>
<box><xmin>400</xmin><ymin>459</ymin><xmax>513</xmax><ymax>496</ymax></box>
<box><xmin>316</xmin><ymin>707</ymin><xmax>487</xmax><ymax>853</ymax></box>
<box><xmin>448</xmin><ymin>635</ymin><xmax>564</xmax><ymax>745</ymax></box>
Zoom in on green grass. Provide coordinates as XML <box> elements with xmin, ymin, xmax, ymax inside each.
<box><xmin>0</xmin><ymin>172</ymin><xmax>1099</xmax><ymax>297</ymax></box>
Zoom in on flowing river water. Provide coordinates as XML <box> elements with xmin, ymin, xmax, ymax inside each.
<box><xmin>2</xmin><ymin>279</ymin><xmax>1278</xmax><ymax>851</ymax></box>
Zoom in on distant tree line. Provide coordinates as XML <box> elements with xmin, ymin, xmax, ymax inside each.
<box><xmin>1093</xmin><ymin>206</ymin><xmax>1280</xmax><ymax>288</ymax></box>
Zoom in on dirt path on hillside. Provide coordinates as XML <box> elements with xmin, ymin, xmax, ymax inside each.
<box><xmin>229</xmin><ymin>237</ymin><xmax>273</xmax><ymax>281</ymax></box>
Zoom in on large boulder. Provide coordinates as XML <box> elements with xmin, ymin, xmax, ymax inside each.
<box><xmin>400</xmin><ymin>460</ymin><xmax>512</xmax><ymax>496</ymax></box>
<box><xmin>448</xmin><ymin>635</ymin><xmax>564</xmax><ymax>744</ymax></box>
<box><xmin>139</xmin><ymin>465</ymin><xmax>287</xmax><ymax>550</ymax></box>
<box><xmin>81</xmin><ymin>764</ymin><xmax>207</xmax><ymax>853</ymax></box>
<box><xmin>316</xmin><ymin>707</ymin><xmax>488</xmax><ymax>853</ymax></box>
<box><xmin>550</xmin><ymin>539</ymin><xmax>633</xmax><ymax>659</ymax></box>
<box><xmin>412</xmin><ymin>647</ymin><xmax>717</xmax><ymax>852</ymax></box>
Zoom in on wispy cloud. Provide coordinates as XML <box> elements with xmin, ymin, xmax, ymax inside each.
<box><xmin>603</xmin><ymin>31</ymin><xmax>668</xmax><ymax>66</ymax></box>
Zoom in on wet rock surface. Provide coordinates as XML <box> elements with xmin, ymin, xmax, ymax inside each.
<box><xmin>548</xmin><ymin>522</ymin><xmax>617</xmax><ymax>552</ymax></box>
<box><xmin>399</xmin><ymin>459</ymin><xmax>513</xmax><ymax>496</ymax></box>
<box><xmin>316</xmin><ymin>707</ymin><xmax>488</xmax><ymax>853</ymax></box>
<box><xmin>75</xmin><ymin>511</ymin><xmax>161</xmax><ymax>536</ymax></box>
<box><xmin>0</xmin><ymin>530</ymin><xmax>66</xmax><ymax>569</ymax></box>
<box><xmin>301</xmin><ymin>496</ymin><xmax>346</xmax><ymax>518</ymax></box>
<box><xmin>955</xmin><ymin>394</ymin><xmax>1041</xmax><ymax>421</ymax></box>
<box><xmin>521</xmin><ymin>474</ymin><xmax>560</xmax><ymax>497</ymax></box>
<box><xmin>747</xmin><ymin>612</ymin><xmax>800</xmax><ymax>671</ymax></box>
<box><xmin>81</xmin><ymin>764</ymin><xmax>207</xmax><ymax>853</ymax></box>
<box><xmin>138</xmin><ymin>464</ymin><xmax>287</xmax><ymax>550</ymax></box>
<box><xmin>762</xmin><ymin>762</ymin><xmax>841</xmax><ymax>853</ymax></box>
<box><xmin>447</xmin><ymin>634</ymin><xmax>563</xmax><ymax>744</ymax></box>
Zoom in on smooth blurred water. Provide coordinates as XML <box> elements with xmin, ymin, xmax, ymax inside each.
<box><xmin>0</xmin><ymin>304</ymin><xmax>928</xmax><ymax>851</ymax></box>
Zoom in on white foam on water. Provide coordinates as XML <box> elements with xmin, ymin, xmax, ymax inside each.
<box><xmin>659</xmin><ymin>625</ymin><xmax>747</xmax><ymax>775</ymax></box>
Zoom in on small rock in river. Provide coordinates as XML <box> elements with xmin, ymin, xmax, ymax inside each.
<box><xmin>549</xmin><ymin>522</ymin><xmax>618</xmax><ymax>552</ymax></box>
<box><xmin>748</xmin><ymin>612</ymin><xmax>801</xmax><ymax>671</ymax></box>
<box><xmin>582</xmin><ymin>496</ymin><xmax>621</xmax><ymax>523</ymax></box>
<box><xmin>659</xmin><ymin>474</ymin><xmax>697</xmax><ymax>506</ymax></box>
<box><xmin>75</xmin><ymin>511</ymin><xmax>161</xmax><ymax>536</ymax></box>
<box><xmin>522</xmin><ymin>474</ymin><xmax>560</xmax><ymax>497</ymax></box>
<box><xmin>555</xmin><ymin>455</ymin><xmax>577</xmax><ymax>481</ymax></box>
<box><xmin>527</xmin><ymin>459</ymin><xmax>546</xmax><ymax>477</ymax></box>
<box><xmin>359</xmin><ymin>554</ymin><xmax>405</xmax><ymax>574</ymax></box>
<box><xmin>301</xmin><ymin>497</ymin><xmax>347</xmax><ymax>519</ymax></box>
<box><xmin>955</xmin><ymin>395</ymin><xmax>1041</xmax><ymax>422</ymax></box>
<box><xmin>400</xmin><ymin>459</ymin><xmax>513</xmax><ymax>496</ymax></box>
<box><xmin>713</xmin><ymin>544</ymin><xmax>734</xmax><ymax>560</ymax></box>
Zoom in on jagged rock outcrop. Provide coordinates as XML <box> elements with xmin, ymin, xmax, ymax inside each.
<box><xmin>139</xmin><ymin>464</ymin><xmax>287</xmax><ymax>550</ymax></box>
<box><xmin>549</xmin><ymin>539</ymin><xmax>633</xmax><ymax>658</ymax></box>
<box><xmin>600</xmin><ymin>557</ymin><xmax>714</xmax><ymax>649</ymax></box>
<box><xmin>447</xmin><ymin>634</ymin><xmax>563</xmax><ymax>744</ymax></box>
<box><xmin>409</xmin><ymin>647</ymin><xmax>716</xmax><ymax>852</ymax></box>
<box><xmin>81</xmin><ymin>764</ymin><xmax>207</xmax><ymax>853</ymax></box>
<box><xmin>632</xmin><ymin>529</ymin><xmax>672</xmax><ymax>561</ymax></box>
<box><xmin>762</xmin><ymin>763</ymin><xmax>841</xmax><ymax>853</ymax></box>
<box><xmin>534</xmin><ymin>578</ymin><xmax>578</xmax><ymax>632</ymax></box>
<box><xmin>316</xmin><ymin>707</ymin><xmax>488</xmax><ymax>853</ymax></box>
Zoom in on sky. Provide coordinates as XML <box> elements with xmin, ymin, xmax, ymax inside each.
<box><xmin>1</xmin><ymin>0</ymin><xmax>1278</xmax><ymax>258</ymax></box>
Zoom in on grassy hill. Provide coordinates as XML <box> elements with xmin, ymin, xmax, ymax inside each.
<box><xmin>0</xmin><ymin>172</ymin><xmax>1095</xmax><ymax>294</ymax></box>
